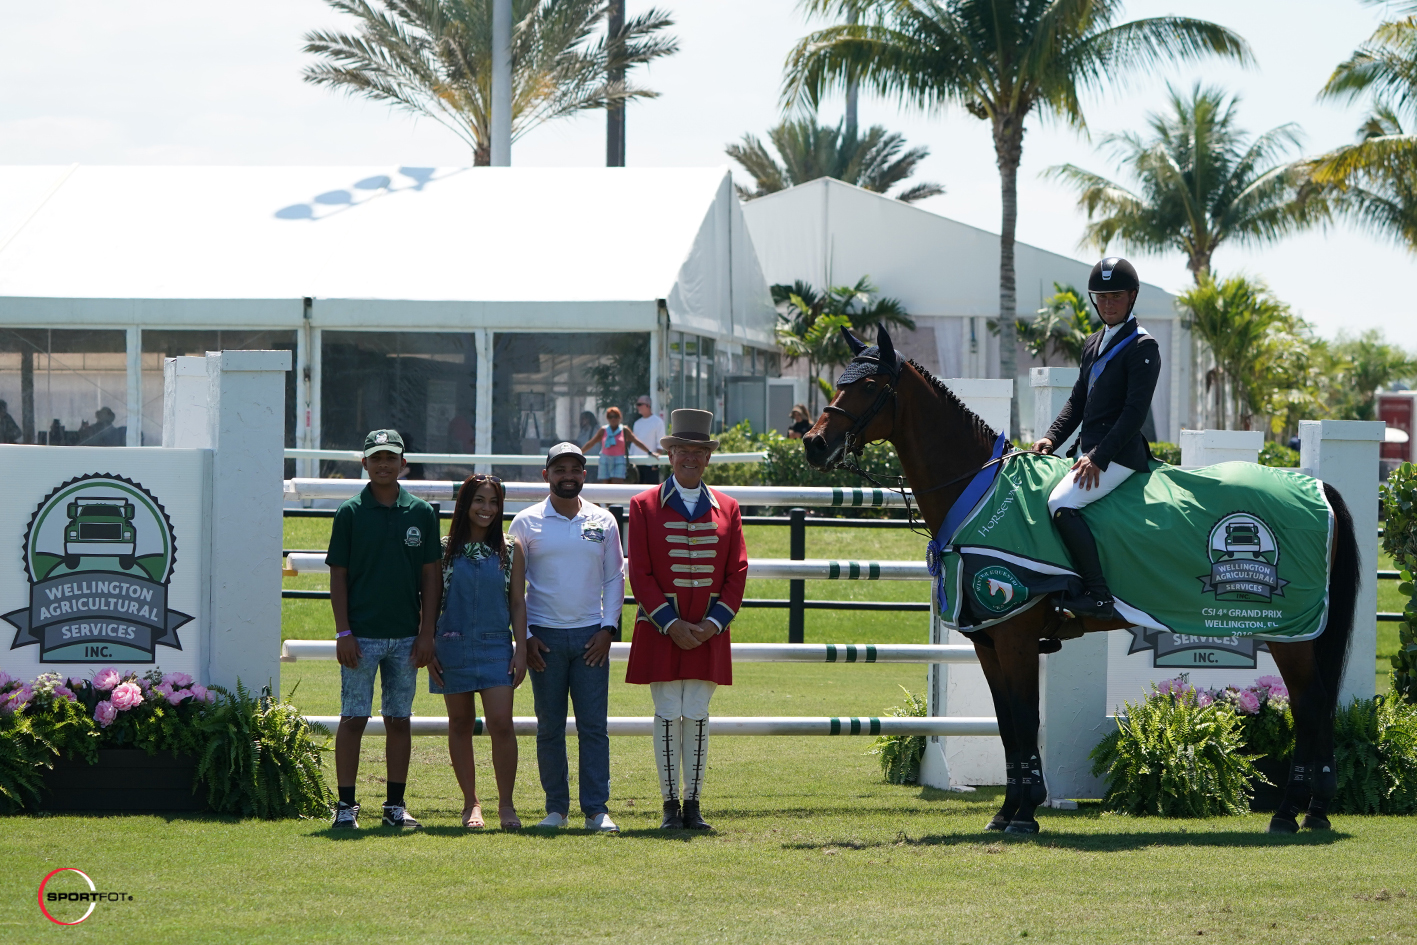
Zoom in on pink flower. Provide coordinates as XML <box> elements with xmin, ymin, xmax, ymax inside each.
<box><xmin>190</xmin><ymin>684</ymin><xmax>211</xmax><ymax>703</ymax></box>
<box><xmin>53</xmin><ymin>686</ymin><xmax>76</xmax><ymax>703</ymax></box>
<box><xmin>137</xmin><ymin>677</ymin><xmax>150</xmax><ymax>690</ymax></box>
<box><xmin>110</xmin><ymin>681</ymin><xmax>143</xmax><ymax>711</ymax></box>
<box><xmin>1235</xmin><ymin>689</ymin><xmax>1261</xmax><ymax>714</ymax></box>
<box><xmin>92</xmin><ymin>667</ymin><xmax>121</xmax><ymax>691</ymax></box>
<box><xmin>66</xmin><ymin>677</ymin><xmax>87</xmax><ymax>690</ymax></box>
<box><xmin>1254</xmin><ymin>675</ymin><xmax>1285</xmax><ymax>690</ymax></box>
<box><xmin>155</xmin><ymin>681</ymin><xmax>174</xmax><ymax>698</ymax></box>
<box><xmin>166</xmin><ymin>688</ymin><xmax>191</xmax><ymax>706</ymax></box>
<box><xmin>1197</xmin><ymin>690</ymin><xmax>1214</xmax><ymax>708</ymax></box>
<box><xmin>0</xmin><ymin>684</ymin><xmax>33</xmax><ymax>714</ymax></box>
<box><xmin>0</xmin><ymin>671</ymin><xmax>11</xmax><ymax>688</ymax></box>
<box><xmin>94</xmin><ymin>701</ymin><xmax>118</xmax><ymax>727</ymax></box>
<box><xmin>167</xmin><ymin>672</ymin><xmax>194</xmax><ymax>689</ymax></box>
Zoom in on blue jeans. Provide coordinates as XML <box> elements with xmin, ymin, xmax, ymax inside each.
<box><xmin>528</xmin><ymin>624</ymin><xmax>610</xmax><ymax>817</ymax></box>
<box><xmin>340</xmin><ymin>636</ymin><xmax>418</xmax><ymax>718</ymax></box>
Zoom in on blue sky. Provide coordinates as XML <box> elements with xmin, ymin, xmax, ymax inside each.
<box><xmin>1</xmin><ymin>0</ymin><xmax>1412</xmax><ymax>344</ymax></box>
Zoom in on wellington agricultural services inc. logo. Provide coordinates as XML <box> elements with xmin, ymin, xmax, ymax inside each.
<box><xmin>1198</xmin><ymin>512</ymin><xmax>1289</xmax><ymax>602</ymax></box>
<box><xmin>37</xmin><ymin>868</ymin><xmax>133</xmax><ymax>925</ymax></box>
<box><xmin>971</xmin><ymin>565</ymin><xmax>1028</xmax><ymax>614</ymax></box>
<box><xmin>4</xmin><ymin>474</ymin><xmax>190</xmax><ymax>664</ymax></box>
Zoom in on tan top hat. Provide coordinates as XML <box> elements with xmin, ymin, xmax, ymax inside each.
<box><xmin>660</xmin><ymin>408</ymin><xmax>720</xmax><ymax>450</ymax></box>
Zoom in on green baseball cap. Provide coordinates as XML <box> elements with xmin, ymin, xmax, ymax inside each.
<box><xmin>363</xmin><ymin>429</ymin><xmax>405</xmax><ymax>457</ymax></box>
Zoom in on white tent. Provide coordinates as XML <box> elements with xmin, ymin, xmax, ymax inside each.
<box><xmin>741</xmin><ymin>178</ymin><xmax>1190</xmax><ymax>442</ymax></box>
<box><xmin>0</xmin><ymin>165</ymin><xmax>776</xmax><ymax>460</ymax></box>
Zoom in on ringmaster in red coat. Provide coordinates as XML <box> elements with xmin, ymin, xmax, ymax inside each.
<box><xmin>625</xmin><ymin>408</ymin><xmax>747</xmax><ymax>832</ymax></box>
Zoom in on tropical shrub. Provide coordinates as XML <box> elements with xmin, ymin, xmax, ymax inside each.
<box><xmin>0</xmin><ymin>668</ymin><xmax>331</xmax><ymax>818</ymax></box>
<box><xmin>1329</xmin><ymin>694</ymin><xmax>1417</xmax><ymax>816</ymax></box>
<box><xmin>1259</xmin><ymin>441</ymin><xmax>1300</xmax><ymax>468</ymax></box>
<box><xmin>1090</xmin><ymin>684</ymin><xmax>1259</xmax><ymax>817</ymax></box>
<box><xmin>1380</xmin><ymin>461</ymin><xmax>1417</xmax><ymax>704</ymax></box>
<box><xmin>1149</xmin><ymin>441</ymin><xmax>1181</xmax><ymax>466</ymax></box>
<box><xmin>868</xmin><ymin>687</ymin><xmax>927</xmax><ymax>785</ymax></box>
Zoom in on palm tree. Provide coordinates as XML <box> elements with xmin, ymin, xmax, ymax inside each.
<box><xmin>1313</xmin><ymin>7</ymin><xmax>1417</xmax><ymax>253</ymax></box>
<box><xmin>773</xmin><ymin>277</ymin><xmax>914</xmax><ymax>412</ymax></box>
<box><xmin>1179</xmin><ymin>275</ymin><xmax>1294</xmax><ymax>431</ymax></box>
<box><xmin>304</xmin><ymin>0</ymin><xmax>677</xmax><ymax>166</ymax></box>
<box><xmin>727</xmin><ymin>117</ymin><xmax>944</xmax><ymax>202</ymax></box>
<box><xmin>784</xmin><ymin>0</ymin><xmax>1249</xmax><ymax>435</ymax></box>
<box><xmin>1046</xmin><ymin>83</ymin><xmax>1318</xmax><ymax>282</ymax></box>
<box><xmin>605</xmin><ymin>0</ymin><xmax>681</xmax><ymax>165</ymax></box>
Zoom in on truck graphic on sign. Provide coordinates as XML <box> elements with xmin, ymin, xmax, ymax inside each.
<box><xmin>63</xmin><ymin>496</ymin><xmax>137</xmax><ymax>570</ymax></box>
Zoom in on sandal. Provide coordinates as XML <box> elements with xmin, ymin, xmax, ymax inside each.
<box><xmin>462</xmin><ymin>804</ymin><xmax>485</xmax><ymax>830</ymax></box>
<box><xmin>498</xmin><ymin>806</ymin><xmax>522</xmax><ymax>830</ymax></box>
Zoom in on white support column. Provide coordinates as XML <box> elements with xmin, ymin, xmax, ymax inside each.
<box><xmin>1038</xmin><ymin>635</ymin><xmax>1108</xmax><ymax>800</ymax></box>
<box><xmin>161</xmin><ymin>357</ymin><xmax>212</xmax><ymax>449</ymax></box>
<box><xmin>918</xmin><ymin>598</ymin><xmax>953</xmax><ymax>789</ymax></box>
<box><xmin>1180</xmin><ymin>429</ymin><xmax>1263</xmax><ymax>467</ymax></box>
<box><xmin>945</xmin><ymin>378</ymin><xmax>1013</xmax><ymax>439</ymax></box>
<box><xmin>1031</xmin><ymin>367</ymin><xmax>1079</xmax><ymax>454</ymax></box>
<box><xmin>1300</xmin><ymin>419</ymin><xmax>1383</xmax><ymax>703</ymax></box>
<box><xmin>295</xmin><ymin>308</ymin><xmax>313</xmax><ymax>479</ymax></box>
<box><xmin>204</xmin><ymin>349</ymin><xmax>291</xmax><ymax>696</ymax></box>
<box><xmin>475</xmin><ymin>328</ymin><xmax>494</xmax><ymax>474</ymax></box>
<box><xmin>126</xmin><ymin>326</ymin><xmax>142</xmax><ymax>446</ymax></box>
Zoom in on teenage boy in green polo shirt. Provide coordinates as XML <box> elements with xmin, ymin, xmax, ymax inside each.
<box><xmin>327</xmin><ymin>429</ymin><xmax>442</xmax><ymax>830</ymax></box>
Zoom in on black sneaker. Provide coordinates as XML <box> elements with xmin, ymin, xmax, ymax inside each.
<box><xmin>331</xmin><ymin>802</ymin><xmax>360</xmax><ymax>830</ymax></box>
<box><xmin>382</xmin><ymin>803</ymin><xmax>421</xmax><ymax>829</ymax></box>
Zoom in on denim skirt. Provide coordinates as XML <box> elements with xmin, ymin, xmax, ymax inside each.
<box><xmin>432</xmin><ymin>552</ymin><xmax>515</xmax><ymax>694</ymax></box>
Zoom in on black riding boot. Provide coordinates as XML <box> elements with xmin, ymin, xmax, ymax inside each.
<box><xmin>1052</xmin><ymin>508</ymin><xmax>1118</xmax><ymax>620</ymax></box>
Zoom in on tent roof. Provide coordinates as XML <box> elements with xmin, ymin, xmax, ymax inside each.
<box><xmin>0</xmin><ymin>165</ymin><xmax>737</xmax><ymax>304</ymax></box>
<box><xmin>741</xmin><ymin>177</ymin><xmax>1179</xmax><ymax>318</ymax></box>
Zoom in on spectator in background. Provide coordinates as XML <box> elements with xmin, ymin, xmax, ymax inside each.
<box><xmin>509</xmin><ymin>442</ymin><xmax>625</xmax><ymax>832</ymax></box>
<box><xmin>787</xmin><ymin>404</ymin><xmax>812</xmax><ymax>439</ymax></box>
<box><xmin>577</xmin><ymin>410</ymin><xmax>598</xmax><ymax>449</ymax></box>
<box><xmin>582</xmin><ymin>406</ymin><xmax>655</xmax><ymax>485</ymax></box>
<box><xmin>0</xmin><ymin>400</ymin><xmax>20</xmax><ymax>443</ymax></box>
<box><xmin>630</xmin><ymin>395</ymin><xmax>666</xmax><ymax>485</ymax></box>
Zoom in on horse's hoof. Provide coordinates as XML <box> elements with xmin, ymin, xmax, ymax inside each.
<box><xmin>1003</xmin><ymin>819</ymin><xmax>1039</xmax><ymax>835</ymax></box>
<box><xmin>1302</xmin><ymin>813</ymin><xmax>1332</xmax><ymax>831</ymax></box>
<box><xmin>985</xmin><ymin>815</ymin><xmax>1009</xmax><ymax>832</ymax></box>
<box><xmin>1267</xmin><ymin>814</ymin><xmax>1300</xmax><ymax>834</ymax></box>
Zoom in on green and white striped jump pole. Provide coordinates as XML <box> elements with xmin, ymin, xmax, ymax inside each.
<box><xmin>280</xmin><ymin>640</ymin><xmax>979</xmax><ymax>663</ymax></box>
<box><xmin>301</xmin><ymin>716</ymin><xmax>999</xmax><ymax>737</ymax></box>
<box><xmin>284</xmin><ymin>479</ymin><xmax>909</xmax><ymax>509</ymax></box>
<box><xmin>282</xmin><ymin>554</ymin><xmax>929</xmax><ymax>581</ymax></box>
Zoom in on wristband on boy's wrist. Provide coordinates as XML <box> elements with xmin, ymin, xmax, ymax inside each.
<box><xmin>336</xmin><ymin>630</ymin><xmax>352</xmax><ymax>639</ymax></box>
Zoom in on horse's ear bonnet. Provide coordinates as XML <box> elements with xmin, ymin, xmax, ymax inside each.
<box><xmin>836</xmin><ymin>322</ymin><xmax>904</xmax><ymax>386</ymax></box>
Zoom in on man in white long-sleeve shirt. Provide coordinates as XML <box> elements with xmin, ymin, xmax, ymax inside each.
<box><xmin>509</xmin><ymin>442</ymin><xmax>625</xmax><ymax>832</ymax></box>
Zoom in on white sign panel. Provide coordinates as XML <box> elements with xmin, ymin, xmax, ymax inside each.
<box><xmin>1105</xmin><ymin>628</ymin><xmax>1280</xmax><ymax>715</ymax></box>
<box><xmin>0</xmin><ymin>446</ymin><xmax>209</xmax><ymax>681</ymax></box>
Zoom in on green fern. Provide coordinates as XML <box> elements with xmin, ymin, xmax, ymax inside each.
<box><xmin>1331</xmin><ymin>696</ymin><xmax>1417</xmax><ymax>815</ymax></box>
<box><xmin>0</xmin><ymin>712</ymin><xmax>55</xmax><ymax>813</ymax></box>
<box><xmin>868</xmin><ymin>687</ymin><xmax>928</xmax><ymax>785</ymax></box>
<box><xmin>1090</xmin><ymin>693</ymin><xmax>1259</xmax><ymax>817</ymax></box>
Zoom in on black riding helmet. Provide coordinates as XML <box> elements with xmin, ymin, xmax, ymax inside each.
<box><xmin>1088</xmin><ymin>256</ymin><xmax>1140</xmax><ymax>317</ymax></box>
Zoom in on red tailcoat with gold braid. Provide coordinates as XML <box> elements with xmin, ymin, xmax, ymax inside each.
<box><xmin>624</xmin><ymin>478</ymin><xmax>747</xmax><ymax>685</ymax></box>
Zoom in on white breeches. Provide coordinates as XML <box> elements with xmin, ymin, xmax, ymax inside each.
<box><xmin>652</xmin><ymin>680</ymin><xmax>717</xmax><ymax>802</ymax></box>
<box><xmin>650</xmin><ymin>679</ymin><xmax>717</xmax><ymax>721</ymax></box>
<box><xmin>1047</xmin><ymin>461</ymin><xmax>1134</xmax><ymax>515</ymax></box>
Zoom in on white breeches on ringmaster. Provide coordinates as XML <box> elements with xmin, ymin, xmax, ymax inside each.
<box><xmin>1047</xmin><ymin>461</ymin><xmax>1134</xmax><ymax>515</ymax></box>
<box><xmin>652</xmin><ymin>680</ymin><xmax>717</xmax><ymax>802</ymax></box>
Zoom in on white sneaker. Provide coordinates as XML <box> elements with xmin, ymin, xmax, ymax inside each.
<box><xmin>584</xmin><ymin>813</ymin><xmax>619</xmax><ymax>833</ymax></box>
<box><xmin>536</xmin><ymin>812</ymin><xmax>568</xmax><ymax>828</ymax></box>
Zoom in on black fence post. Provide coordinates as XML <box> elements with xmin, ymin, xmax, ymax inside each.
<box><xmin>789</xmin><ymin>507</ymin><xmax>806</xmax><ymax>644</ymax></box>
<box><xmin>609</xmin><ymin>504</ymin><xmax>626</xmax><ymax>641</ymax></box>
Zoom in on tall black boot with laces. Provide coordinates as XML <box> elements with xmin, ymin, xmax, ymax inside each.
<box><xmin>1053</xmin><ymin>508</ymin><xmax>1118</xmax><ymax>620</ymax></box>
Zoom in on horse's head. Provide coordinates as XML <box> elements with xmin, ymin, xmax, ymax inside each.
<box><xmin>803</xmin><ymin>323</ymin><xmax>902</xmax><ymax>471</ymax></box>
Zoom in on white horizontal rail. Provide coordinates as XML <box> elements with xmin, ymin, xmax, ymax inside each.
<box><xmin>284</xmin><ymin>450</ymin><xmax>765</xmax><ymax>466</ymax></box>
<box><xmin>283</xmin><ymin>553</ymin><xmax>927</xmax><ymax>580</ymax></box>
<box><xmin>283</xmin><ymin>478</ymin><xmax>908</xmax><ymax>508</ymax></box>
<box><xmin>302</xmin><ymin>715</ymin><xmax>998</xmax><ymax>737</ymax></box>
<box><xmin>281</xmin><ymin>640</ymin><xmax>977</xmax><ymax>663</ymax></box>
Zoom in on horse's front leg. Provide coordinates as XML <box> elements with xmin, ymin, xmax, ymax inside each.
<box><xmin>974</xmin><ymin>640</ymin><xmax>1020</xmax><ymax>831</ymax></box>
<box><xmin>990</xmin><ymin>617</ymin><xmax>1046</xmax><ymax>834</ymax></box>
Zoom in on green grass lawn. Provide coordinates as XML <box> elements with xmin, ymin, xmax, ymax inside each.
<box><xmin>2</xmin><ymin>518</ymin><xmax>1414</xmax><ymax>942</ymax></box>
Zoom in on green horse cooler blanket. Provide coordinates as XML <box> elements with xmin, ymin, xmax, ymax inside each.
<box><xmin>935</xmin><ymin>454</ymin><xmax>1334</xmax><ymax>642</ymax></box>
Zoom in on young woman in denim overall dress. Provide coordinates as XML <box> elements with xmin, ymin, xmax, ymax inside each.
<box><xmin>429</xmin><ymin>474</ymin><xmax>527</xmax><ymax>829</ymax></box>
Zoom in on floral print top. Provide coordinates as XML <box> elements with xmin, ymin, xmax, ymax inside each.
<box><xmin>439</xmin><ymin>536</ymin><xmax>514</xmax><ymax>615</ymax></box>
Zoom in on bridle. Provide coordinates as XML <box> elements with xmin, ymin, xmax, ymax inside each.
<box><xmin>821</xmin><ymin>353</ymin><xmax>1042</xmax><ymax>539</ymax></box>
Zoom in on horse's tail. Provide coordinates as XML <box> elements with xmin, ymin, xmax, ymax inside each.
<box><xmin>1317</xmin><ymin>481</ymin><xmax>1360</xmax><ymax>717</ymax></box>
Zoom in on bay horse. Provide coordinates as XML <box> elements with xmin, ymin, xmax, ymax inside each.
<box><xmin>803</xmin><ymin>323</ymin><xmax>1359</xmax><ymax>835</ymax></box>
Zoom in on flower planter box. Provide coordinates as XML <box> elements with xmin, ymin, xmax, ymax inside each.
<box><xmin>39</xmin><ymin>749</ymin><xmax>207</xmax><ymax>813</ymax></box>
<box><xmin>1249</xmin><ymin>756</ymin><xmax>1289</xmax><ymax>812</ymax></box>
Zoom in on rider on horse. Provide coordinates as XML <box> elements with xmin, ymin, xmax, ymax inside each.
<box><xmin>1033</xmin><ymin>257</ymin><xmax>1160</xmax><ymax>621</ymax></box>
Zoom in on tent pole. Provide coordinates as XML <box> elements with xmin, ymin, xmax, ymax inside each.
<box><xmin>490</xmin><ymin>0</ymin><xmax>512</xmax><ymax>167</ymax></box>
